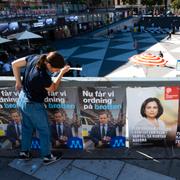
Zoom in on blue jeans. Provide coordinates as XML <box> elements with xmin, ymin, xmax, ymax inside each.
<box><xmin>17</xmin><ymin>90</ymin><xmax>51</xmax><ymax>157</ymax></box>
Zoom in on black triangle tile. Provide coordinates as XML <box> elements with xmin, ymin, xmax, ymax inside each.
<box><xmin>104</xmin><ymin>48</ymin><xmax>134</xmax><ymax>59</ymax></box>
<box><xmin>66</xmin><ymin>57</ymin><xmax>101</xmax><ymax>67</ymax></box>
<box><xmin>109</xmin><ymin>40</ymin><xmax>131</xmax><ymax>47</ymax></box>
<box><xmin>138</xmin><ymin>42</ymin><xmax>155</xmax><ymax>48</ymax></box>
<box><xmin>54</xmin><ymin>38</ymin><xmax>105</xmax><ymax>49</ymax></box>
<box><xmin>71</xmin><ymin>47</ymin><xmax>104</xmax><ymax>56</ymax></box>
<box><xmin>98</xmin><ymin>60</ymin><xmax>127</xmax><ymax>76</ymax></box>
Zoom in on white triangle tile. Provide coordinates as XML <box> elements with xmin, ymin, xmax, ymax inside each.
<box><xmin>170</xmin><ymin>47</ymin><xmax>180</xmax><ymax>52</ymax></box>
<box><xmin>144</xmin><ymin>43</ymin><xmax>166</xmax><ymax>52</ymax></box>
<box><xmin>106</xmin><ymin>64</ymin><xmax>146</xmax><ymax>77</ymax></box>
<box><xmin>83</xmin><ymin>41</ymin><xmax>109</xmax><ymax>48</ymax></box>
<box><xmin>107</xmin><ymin>50</ymin><xmax>138</xmax><ymax>61</ymax></box>
<box><xmin>72</xmin><ymin>49</ymin><xmax>106</xmax><ymax>59</ymax></box>
<box><xmin>111</xmin><ymin>42</ymin><xmax>134</xmax><ymax>50</ymax></box>
<box><xmin>81</xmin><ymin>60</ymin><xmax>103</xmax><ymax>76</ymax></box>
<box><xmin>57</xmin><ymin>47</ymin><xmax>79</xmax><ymax>58</ymax></box>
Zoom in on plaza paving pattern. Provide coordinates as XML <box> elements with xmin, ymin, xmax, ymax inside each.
<box><xmin>51</xmin><ymin>30</ymin><xmax>180</xmax><ymax>77</ymax></box>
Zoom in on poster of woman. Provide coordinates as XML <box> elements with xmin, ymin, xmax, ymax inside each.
<box><xmin>127</xmin><ymin>87</ymin><xmax>178</xmax><ymax>147</ymax></box>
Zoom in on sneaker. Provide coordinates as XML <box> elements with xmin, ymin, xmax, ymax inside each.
<box><xmin>19</xmin><ymin>151</ymin><xmax>32</xmax><ymax>160</ymax></box>
<box><xmin>43</xmin><ymin>153</ymin><xmax>62</xmax><ymax>165</ymax></box>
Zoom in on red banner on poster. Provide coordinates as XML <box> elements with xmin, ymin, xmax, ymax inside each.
<box><xmin>164</xmin><ymin>86</ymin><xmax>179</xmax><ymax>100</ymax></box>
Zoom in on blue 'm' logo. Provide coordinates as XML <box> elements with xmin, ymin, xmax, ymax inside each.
<box><xmin>67</xmin><ymin>137</ymin><xmax>83</xmax><ymax>149</ymax></box>
<box><xmin>31</xmin><ymin>137</ymin><xmax>40</xmax><ymax>150</ymax></box>
<box><xmin>110</xmin><ymin>136</ymin><xmax>126</xmax><ymax>148</ymax></box>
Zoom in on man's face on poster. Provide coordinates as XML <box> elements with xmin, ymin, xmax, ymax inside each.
<box><xmin>99</xmin><ymin>113</ymin><xmax>108</xmax><ymax>124</ymax></box>
<box><xmin>11</xmin><ymin>112</ymin><xmax>21</xmax><ymax>123</ymax></box>
<box><xmin>54</xmin><ymin>112</ymin><xmax>65</xmax><ymax>123</ymax></box>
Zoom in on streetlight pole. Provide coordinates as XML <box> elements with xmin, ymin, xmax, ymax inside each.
<box><xmin>106</xmin><ymin>0</ymin><xmax>109</xmax><ymax>36</ymax></box>
<box><xmin>164</xmin><ymin>0</ymin><xmax>167</xmax><ymax>16</ymax></box>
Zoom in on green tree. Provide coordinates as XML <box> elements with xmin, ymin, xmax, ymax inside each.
<box><xmin>121</xmin><ymin>0</ymin><xmax>137</xmax><ymax>4</ymax></box>
<box><xmin>126</xmin><ymin>0</ymin><xmax>137</xmax><ymax>5</ymax></box>
<box><xmin>141</xmin><ymin>0</ymin><xmax>156</xmax><ymax>6</ymax></box>
<box><xmin>172</xmin><ymin>0</ymin><xmax>180</xmax><ymax>9</ymax></box>
<box><xmin>91</xmin><ymin>0</ymin><xmax>102</xmax><ymax>6</ymax></box>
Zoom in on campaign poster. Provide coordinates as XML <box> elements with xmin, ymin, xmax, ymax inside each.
<box><xmin>0</xmin><ymin>87</ymin><xmax>22</xmax><ymax>150</ymax></box>
<box><xmin>78</xmin><ymin>86</ymin><xmax>126</xmax><ymax>150</ymax></box>
<box><xmin>127</xmin><ymin>87</ymin><xmax>178</xmax><ymax>147</ymax></box>
<box><xmin>45</xmin><ymin>87</ymin><xmax>83</xmax><ymax>149</ymax></box>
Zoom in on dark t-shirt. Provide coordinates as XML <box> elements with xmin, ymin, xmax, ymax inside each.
<box><xmin>23</xmin><ymin>55</ymin><xmax>52</xmax><ymax>103</ymax></box>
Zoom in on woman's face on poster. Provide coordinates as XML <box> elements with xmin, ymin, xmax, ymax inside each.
<box><xmin>145</xmin><ymin>101</ymin><xmax>158</xmax><ymax>119</ymax></box>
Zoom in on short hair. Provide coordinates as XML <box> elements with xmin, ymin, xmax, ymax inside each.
<box><xmin>98</xmin><ymin>111</ymin><xmax>108</xmax><ymax>117</ymax></box>
<box><xmin>10</xmin><ymin>109</ymin><xmax>20</xmax><ymax>115</ymax></box>
<box><xmin>140</xmin><ymin>97</ymin><xmax>163</xmax><ymax>119</ymax></box>
<box><xmin>54</xmin><ymin>108</ymin><xmax>65</xmax><ymax>116</ymax></box>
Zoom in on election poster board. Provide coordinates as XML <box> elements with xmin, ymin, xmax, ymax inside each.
<box><xmin>78</xmin><ymin>86</ymin><xmax>126</xmax><ymax>150</ymax></box>
<box><xmin>0</xmin><ymin>86</ymin><xmax>83</xmax><ymax>150</ymax></box>
<box><xmin>0</xmin><ymin>87</ymin><xmax>22</xmax><ymax>149</ymax></box>
<box><xmin>127</xmin><ymin>87</ymin><xmax>178</xmax><ymax>147</ymax></box>
<box><xmin>45</xmin><ymin>87</ymin><xmax>83</xmax><ymax>149</ymax></box>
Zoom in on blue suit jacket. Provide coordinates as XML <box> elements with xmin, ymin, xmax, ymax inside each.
<box><xmin>51</xmin><ymin>122</ymin><xmax>73</xmax><ymax>145</ymax></box>
<box><xmin>6</xmin><ymin>122</ymin><xmax>20</xmax><ymax>144</ymax></box>
<box><xmin>90</xmin><ymin>123</ymin><xmax>116</xmax><ymax>145</ymax></box>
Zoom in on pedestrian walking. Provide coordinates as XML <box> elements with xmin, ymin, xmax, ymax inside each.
<box><xmin>167</xmin><ymin>32</ymin><xmax>172</xmax><ymax>40</ymax></box>
<box><xmin>159</xmin><ymin>51</ymin><xmax>163</xmax><ymax>58</ymax></box>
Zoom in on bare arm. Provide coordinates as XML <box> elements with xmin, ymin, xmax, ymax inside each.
<box><xmin>11</xmin><ymin>57</ymin><xmax>27</xmax><ymax>91</ymax></box>
<box><xmin>45</xmin><ymin>65</ymin><xmax>70</xmax><ymax>92</ymax></box>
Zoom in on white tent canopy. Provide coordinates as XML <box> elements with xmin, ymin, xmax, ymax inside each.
<box><xmin>15</xmin><ymin>30</ymin><xmax>42</xmax><ymax>40</ymax></box>
<box><xmin>7</xmin><ymin>30</ymin><xmax>43</xmax><ymax>48</ymax></box>
<box><xmin>0</xmin><ymin>37</ymin><xmax>11</xmax><ymax>44</ymax></box>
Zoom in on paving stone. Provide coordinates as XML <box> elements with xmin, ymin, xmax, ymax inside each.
<box><xmin>57</xmin><ymin>166</ymin><xmax>97</xmax><ymax>180</ymax></box>
<box><xmin>9</xmin><ymin>158</ymin><xmax>42</xmax><ymax>175</ymax></box>
<box><xmin>124</xmin><ymin>160</ymin><xmax>171</xmax><ymax>176</ymax></box>
<box><xmin>129</xmin><ymin>146</ymin><xmax>168</xmax><ymax>159</ymax></box>
<box><xmin>33</xmin><ymin>160</ymin><xmax>72</xmax><ymax>180</ymax></box>
<box><xmin>72</xmin><ymin>160</ymin><xmax>124</xmax><ymax>180</ymax></box>
<box><xmin>117</xmin><ymin>163</ymin><xmax>175</xmax><ymax>180</ymax></box>
<box><xmin>169</xmin><ymin>159</ymin><xmax>180</xmax><ymax>180</ymax></box>
<box><xmin>96</xmin><ymin>177</ymin><xmax>108</xmax><ymax>180</ymax></box>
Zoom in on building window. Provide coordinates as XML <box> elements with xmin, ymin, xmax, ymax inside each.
<box><xmin>117</xmin><ymin>0</ymin><xmax>121</xmax><ymax>5</ymax></box>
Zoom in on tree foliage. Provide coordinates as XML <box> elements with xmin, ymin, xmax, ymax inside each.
<box><xmin>172</xmin><ymin>0</ymin><xmax>180</xmax><ymax>9</ymax></box>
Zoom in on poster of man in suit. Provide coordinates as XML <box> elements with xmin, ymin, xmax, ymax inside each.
<box><xmin>45</xmin><ymin>87</ymin><xmax>83</xmax><ymax>149</ymax></box>
<box><xmin>78</xmin><ymin>86</ymin><xmax>126</xmax><ymax>150</ymax></box>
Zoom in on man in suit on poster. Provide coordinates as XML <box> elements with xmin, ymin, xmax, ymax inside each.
<box><xmin>90</xmin><ymin>111</ymin><xmax>116</xmax><ymax>148</ymax></box>
<box><xmin>51</xmin><ymin>109</ymin><xmax>72</xmax><ymax>148</ymax></box>
<box><xmin>6</xmin><ymin>110</ymin><xmax>22</xmax><ymax>149</ymax></box>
